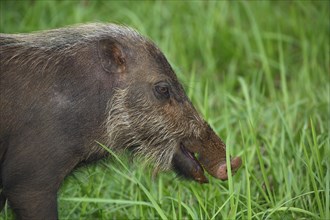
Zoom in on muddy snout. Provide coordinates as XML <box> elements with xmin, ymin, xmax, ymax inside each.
<box><xmin>216</xmin><ymin>156</ymin><xmax>242</xmax><ymax>180</ymax></box>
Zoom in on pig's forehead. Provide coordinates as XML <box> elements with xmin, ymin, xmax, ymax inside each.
<box><xmin>142</xmin><ymin>41</ymin><xmax>187</xmax><ymax>100</ymax></box>
<box><xmin>144</xmin><ymin>41</ymin><xmax>179</xmax><ymax>81</ymax></box>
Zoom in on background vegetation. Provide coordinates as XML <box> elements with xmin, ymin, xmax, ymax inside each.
<box><xmin>1</xmin><ymin>1</ymin><xmax>329</xmax><ymax>219</ymax></box>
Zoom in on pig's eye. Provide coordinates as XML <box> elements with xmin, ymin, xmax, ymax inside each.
<box><xmin>154</xmin><ymin>82</ymin><xmax>170</xmax><ymax>100</ymax></box>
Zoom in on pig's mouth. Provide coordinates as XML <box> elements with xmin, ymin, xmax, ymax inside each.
<box><xmin>172</xmin><ymin>143</ymin><xmax>209</xmax><ymax>184</ymax></box>
<box><xmin>172</xmin><ymin>142</ymin><xmax>242</xmax><ymax>184</ymax></box>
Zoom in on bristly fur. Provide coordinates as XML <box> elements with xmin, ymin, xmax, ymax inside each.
<box><xmin>0</xmin><ymin>23</ymin><xmax>147</xmax><ymax>71</ymax></box>
<box><xmin>0</xmin><ymin>23</ymin><xmax>145</xmax><ymax>49</ymax></box>
<box><xmin>105</xmin><ymin>87</ymin><xmax>204</xmax><ymax>172</ymax></box>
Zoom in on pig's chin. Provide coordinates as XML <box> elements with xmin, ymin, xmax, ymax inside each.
<box><xmin>171</xmin><ymin>144</ymin><xmax>209</xmax><ymax>184</ymax></box>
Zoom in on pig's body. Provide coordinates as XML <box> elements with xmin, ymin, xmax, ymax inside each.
<box><xmin>0</xmin><ymin>26</ymin><xmax>116</xmax><ymax>219</ymax></box>
<box><xmin>0</xmin><ymin>24</ymin><xmax>241</xmax><ymax>219</ymax></box>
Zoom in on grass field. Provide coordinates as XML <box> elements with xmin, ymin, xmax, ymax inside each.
<box><xmin>1</xmin><ymin>1</ymin><xmax>329</xmax><ymax>219</ymax></box>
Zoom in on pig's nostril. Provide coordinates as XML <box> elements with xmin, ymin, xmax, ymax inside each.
<box><xmin>216</xmin><ymin>163</ymin><xmax>229</xmax><ymax>180</ymax></box>
<box><xmin>231</xmin><ymin>157</ymin><xmax>242</xmax><ymax>171</ymax></box>
<box><xmin>215</xmin><ymin>157</ymin><xmax>242</xmax><ymax>180</ymax></box>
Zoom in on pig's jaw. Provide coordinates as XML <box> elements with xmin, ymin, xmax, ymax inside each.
<box><xmin>178</xmin><ymin>143</ymin><xmax>209</xmax><ymax>183</ymax></box>
<box><xmin>172</xmin><ymin>139</ymin><xmax>242</xmax><ymax>183</ymax></box>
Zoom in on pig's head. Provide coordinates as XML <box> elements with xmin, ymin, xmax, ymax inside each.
<box><xmin>98</xmin><ymin>25</ymin><xmax>242</xmax><ymax>183</ymax></box>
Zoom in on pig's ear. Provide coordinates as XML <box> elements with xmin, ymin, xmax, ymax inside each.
<box><xmin>98</xmin><ymin>39</ymin><xmax>126</xmax><ymax>74</ymax></box>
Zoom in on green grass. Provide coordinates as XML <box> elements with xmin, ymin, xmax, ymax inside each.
<box><xmin>1</xmin><ymin>1</ymin><xmax>329</xmax><ymax>219</ymax></box>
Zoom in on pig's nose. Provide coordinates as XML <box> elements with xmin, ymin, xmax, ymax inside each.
<box><xmin>216</xmin><ymin>157</ymin><xmax>242</xmax><ymax>180</ymax></box>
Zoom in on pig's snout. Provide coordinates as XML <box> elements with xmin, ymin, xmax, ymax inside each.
<box><xmin>216</xmin><ymin>157</ymin><xmax>242</xmax><ymax>180</ymax></box>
